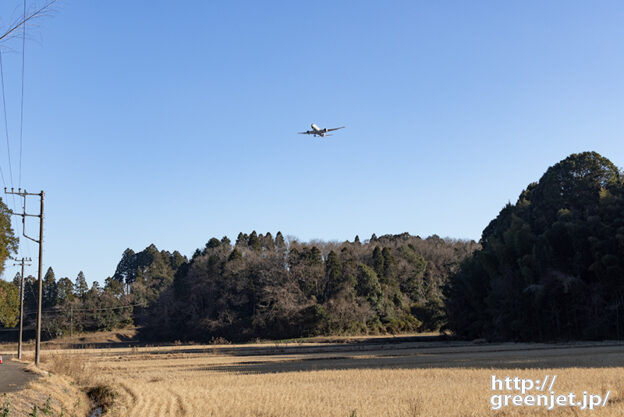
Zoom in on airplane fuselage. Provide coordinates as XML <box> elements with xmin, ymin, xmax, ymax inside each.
<box><xmin>298</xmin><ymin>123</ymin><xmax>344</xmax><ymax>138</ymax></box>
<box><xmin>310</xmin><ymin>123</ymin><xmax>328</xmax><ymax>137</ymax></box>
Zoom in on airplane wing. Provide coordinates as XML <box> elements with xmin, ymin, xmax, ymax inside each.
<box><xmin>326</xmin><ymin>126</ymin><xmax>345</xmax><ymax>132</ymax></box>
<box><xmin>298</xmin><ymin>131</ymin><xmax>314</xmax><ymax>135</ymax></box>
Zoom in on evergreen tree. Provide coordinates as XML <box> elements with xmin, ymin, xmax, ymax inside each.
<box><xmin>236</xmin><ymin>232</ymin><xmax>249</xmax><ymax>247</ymax></box>
<box><xmin>169</xmin><ymin>251</ymin><xmax>186</xmax><ymax>271</ymax></box>
<box><xmin>205</xmin><ymin>237</ymin><xmax>221</xmax><ymax>249</ymax></box>
<box><xmin>382</xmin><ymin>247</ymin><xmax>397</xmax><ymax>282</ymax></box>
<box><xmin>0</xmin><ymin>198</ymin><xmax>18</xmax><ymax>276</ymax></box>
<box><xmin>356</xmin><ymin>264</ymin><xmax>382</xmax><ymax>306</ymax></box>
<box><xmin>113</xmin><ymin>249</ymin><xmax>137</xmax><ymax>284</ymax></box>
<box><xmin>372</xmin><ymin>247</ymin><xmax>385</xmax><ymax>277</ymax></box>
<box><xmin>248</xmin><ymin>231</ymin><xmax>261</xmax><ymax>251</ymax></box>
<box><xmin>263</xmin><ymin>232</ymin><xmax>275</xmax><ymax>250</ymax></box>
<box><xmin>275</xmin><ymin>231</ymin><xmax>286</xmax><ymax>249</ymax></box>
<box><xmin>220</xmin><ymin>236</ymin><xmax>232</xmax><ymax>250</ymax></box>
<box><xmin>42</xmin><ymin>267</ymin><xmax>58</xmax><ymax>309</ymax></box>
<box><xmin>0</xmin><ymin>279</ymin><xmax>19</xmax><ymax>327</ymax></box>
<box><xmin>74</xmin><ymin>271</ymin><xmax>89</xmax><ymax>300</ymax></box>
<box><xmin>323</xmin><ymin>250</ymin><xmax>342</xmax><ymax>300</ymax></box>
<box><xmin>12</xmin><ymin>272</ymin><xmax>20</xmax><ymax>287</ymax></box>
<box><xmin>23</xmin><ymin>275</ymin><xmax>37</xmax><ymax>313</ymax></box>
<box><xmin>104</xmin><ymin>276</ymin><xmax>125</xmax><ymax>297</ymax></box>
<box><xmin>228</xmin><ymin>247</ymin><xmax>243</xmax><ymax>262</ymax></box>
<box><xmin>57</xmin><ymin>277</ymin><xmax>75</xmax><ymax>304</ymax></box>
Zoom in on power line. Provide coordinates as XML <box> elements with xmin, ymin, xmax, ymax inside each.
<box><xmin>18</xmin><ymin>0</ymin><xmax>26</xmax><ymax>190</ymax></box>
<box><xmin>20</xmin><ymin>302</ymin><xmax>147</xmax><ymax>316</ymax></box>
<box><xmin>0</xmin><ymin>0</ymin><xmax>57</xmax><ymax>44</ymax></box>
<box><xmin>0</xmin><ymin>153</ymin><xmax>6</xmax><ymax>190</ymax></box>
<box><xmin>0</xmin><ymin>50</ymin><xmax>16</xmax><ymax>216</ymax></box>
<box><xmin>0</xmin><ymin>79</ymin><xmax>5</xmax><ymax>191</ymax></box>
<box><xmin>0</xmin><ymin>51</ymin><xmax>15</xmax><ymax>190</ymax></box>
<box><xmin>0</xmin><ymin>49</ymin><xmax>20</xmax><ymax>246</ymax></box>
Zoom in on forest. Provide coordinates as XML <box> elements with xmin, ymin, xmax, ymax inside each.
<box><xmin>0</xmin><ymin>232</ymin><xmax>477</xmax><ymax>341</ymax></box>
<box><xmin>446</xmin><ymin>152</ymin><xmax>624</xmax><ymax>341</ymax></box>
<box><xmin>0</xmin><ymin>151</ymin><xmax>623</xmax><ymax>342</ymax></box>
<box><xmin>140</xmin><ymin>232</ymin><xmax>477</xmax><ymax>341</ymax></box>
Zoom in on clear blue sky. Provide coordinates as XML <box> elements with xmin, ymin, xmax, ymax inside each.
<box><xmin>0</xmin><ymin>1</ymin><xmax>622</xmax><ymax>284</ymax></box>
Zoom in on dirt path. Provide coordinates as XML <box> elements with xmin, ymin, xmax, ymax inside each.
<box><xmin>0</xmin><ymin>355</ymin><xmax>37</xmax><ymax>393</ymax></box>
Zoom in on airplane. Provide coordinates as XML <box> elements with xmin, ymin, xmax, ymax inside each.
<box><xmin>298</xmin><ymin>123</ymin><xmax>345</xmax><ymax>138</ymax></box>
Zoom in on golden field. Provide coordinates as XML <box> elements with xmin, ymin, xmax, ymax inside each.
<box><xmin>4</xmin><ymin>338</ymin><xmax>624</xmax><ymax>417</ymax></box>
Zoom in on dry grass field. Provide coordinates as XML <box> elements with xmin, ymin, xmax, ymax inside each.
<box><xmin>5</xmin><ymin>337</ymin><xmax>624</xmax><ymax>417</ymax></box>
<box><xmin>94</xmin><ymin>358</ymin><xmax>624</xmax><ymax>417</ymax></box>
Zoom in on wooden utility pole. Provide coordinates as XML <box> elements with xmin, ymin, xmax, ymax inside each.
<box><xmin>11</xmin><ymin>256</ymin><xmax>32</xmax><ymax>360</ymax></box>
<box><xmin>5</xmin><ymin>188</ymin><xmax>44</xmax><ymax>366</ymax></box>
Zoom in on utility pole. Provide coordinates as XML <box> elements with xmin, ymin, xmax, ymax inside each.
<box><xmin>5</xmin><ymin>188</ymin><xmax>44</xmax><ymax>366</ymax></box>
<box><xmin>11</xmin><ymin>256</ymin><xmax>32</xmax><ymax>360</ymax></box>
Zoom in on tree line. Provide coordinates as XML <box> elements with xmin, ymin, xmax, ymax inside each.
<box><xmin>0</xmin><ymin>245</ymin><xmax>186</xmax><ymax>340</ymax></box>
<box><xmin>0</xmin><ymin>230</ymin><xmax>476</xmax><ymax>341</ymax></box>
<box><xmin>139</xmin><ymin>232</ymin><xmax>477</xmax><ymax>342</ymax></box>
<box><xmin>2</xmin><ymin>151</ymin><xmax>622</xmax><ymax>343</ymax></box>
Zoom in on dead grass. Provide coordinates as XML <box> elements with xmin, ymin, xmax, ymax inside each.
<box><xmin>1</xmin><ymin>352</ymin><xmax>109</xmax><ymax>417</ymax></box>
<box><xmin>69</xmin><ymin>345</ymin><xmax>624</xmax><ymax>417</ymax></box>
<box><xmin>2</xmin><ymin>371</ymin><xmax>90</xmax><ymax>417</ymax></box>
<box><xmin>7</xmin><ymin>339</ymin><xmax>624</xmax><ymax>416</ymax></box>
<box><xmin>43</xmin><ymin>352</ymin><xmax>90</xmax><ymax>385</ymax></box>
<box><xmin>93</xmin><ymin>366</ymin><xmax>624</xmax><ymax>417</ymax></box>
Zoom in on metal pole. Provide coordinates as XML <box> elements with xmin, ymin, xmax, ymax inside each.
<box><xmin>17</xmin><ymin>262</ymin><xmax>25</xmax><ymax>359</ymax></box>
<box><xmin>35</xmin><ymin>191</ymin><xmax>44</xmax><ymax>366</ymax></box>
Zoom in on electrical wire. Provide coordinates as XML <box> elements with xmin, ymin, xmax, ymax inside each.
<box><xmin>0</xmin><ymin>49</ymin><xmax>21</xmax><ymax>265</ymax></box>
<box><xmin>18</xmin><ymin>302</ymin><xmax>148</xmax><ymax>318</ymax></box>
<box><xmin>21</xmin><ymin>0</ymin><xmax>33</xmax><ymax>263</ymax></box>
<box><xmin>18</xmin><ymin>0</ymin><xmax>25</xmax><ymax>189</ymax></box>
<box><xmin>0</xmin><ymin>153</ymin><xmax>5</xmax><ymax>190</ymax></box>
<box><xmin>0</xmin><ymin>50</ymin><xmax>15</xmax><ymax>189</ymax></box>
